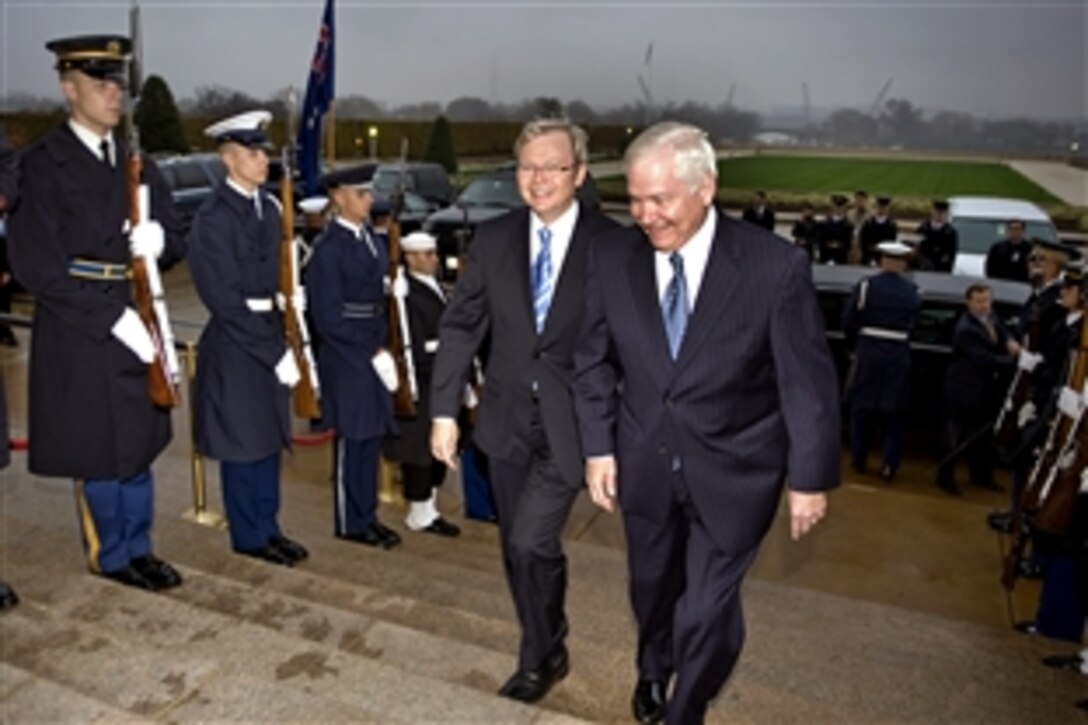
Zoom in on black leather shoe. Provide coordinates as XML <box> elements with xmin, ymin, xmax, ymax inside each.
<box><xmin>0</xmin><ymin>581</ymin><xmax>19</xmax><ymax>610</ymax></box>
<box><xmin>1014</xmin><ymin>620</ymin><xmax>1039</xmax><ymax>635</ymax></box>
<box><xmin>1017</xmin><ymin>558</ymin><xmax>1044</xmax><ymax>579</ymax></box>
<box><xmin>101</xmin><ymin>564</ymin><xmax>158</xmax><ymax>590</ymax></box>
<box><xmin>130</xmin><ymin>554</ymin><xmax>183</xmax><ymax>589</ymax></box>
<box><xmin>880</xmin><ymin>464</ymin><xmax>896</xmax><ymax>481</ymax></box>
<box><xmin>632</xmin><ymin>679</ymin><xmax>668</xmax><ymax>723</ymax></box>
<box><xmin>371</xmin><ymin>521</ymin><xmax>402</xmax><ymax>548</ymax></box>
<box><xmin>235</xmin><ymin>545</ymin><xmax>294</xmax><ymax>567</ymax></box>
<box><xmin>1042</xmin><ymin>653</ymin><xmax>1083</xmax><ymax>671</ymax></box>
<box><xmin>1077</xmin><ymin>698</ymin><xmax>1088</xmax><ymax>711</ymax></box>
<box><xmin>987</xmin><ymin>510</ymin><xmax>1013</xmax><ymax>533</ymax></box>
<box><xmin>421</xmin><ymin>517</ymin><xmax>461</xmax><ymax>538</ymax></box>
<box><xmin>971</xmin><ymin>479</ymin><xmax>1004</xmax><ymax>492</ymax></box>
<box><xmin>936</xmin><ymin>479</ymin><xmax>963</xmax><ymax>497</ymax></box>
<box><xmin>269</xmin><ymin>535</ymin><xmax>309</xmax><ymax>563</ymax></box>
<box><xmin>498</xmin><ymin>646</ymin><xmax>569</xmax><ymax>704</ymax></box>
<box><xmin>338</xmin><ymin>523</ymin><xmax>399</xmax><ymax>550</ymax></box>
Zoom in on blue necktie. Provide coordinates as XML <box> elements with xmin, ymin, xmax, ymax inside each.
<box><xmin>662</xmin><ymin>252</ymin><xmax>690</xmax><ymax>359</ymax></box>
<box><xmin>532</xmin><ymin>227</ymin><xmax>554</xmax><ymax>334</ymax></box>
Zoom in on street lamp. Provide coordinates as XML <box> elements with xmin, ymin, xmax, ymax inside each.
<box><xmin>368</xmin><ymin>125</ymin><xmax>379</xmax><ymax>161</ymax></box>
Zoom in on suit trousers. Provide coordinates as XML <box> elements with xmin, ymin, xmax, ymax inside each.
<box><xmin>850</xmin><ymin>407</ymin><xmax>903</xmax><ymax>473</ymax></box>
<box><xmin>489</xmin><ymin>402</ymin><xmax>578</xmax><ymax>672</ymax></box>
<box><xmin>76</xmin><ymin>471</ymin><xmax>154</xmax><ymax>573</ymax></box>
<box><xmin>402</xmin><ymin>460</ymin><xmax>447</xmax><ymax>502</ymax></box>
<box><xmin>624</xmin><ymin>490</ymin><xmax>759</xmax><ymax>725</ymax></box>
<box><xmin>220</xmin><ymin>454</ymin><xmax>282</xmax><ymax>552</ymax></box>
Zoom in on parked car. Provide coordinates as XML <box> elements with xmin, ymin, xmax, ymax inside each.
<box><xmin>155</xmin><ymin>153</ymin><xmax>226</xmax><ymax>233</ymax></box>
<box><xmin>814</xmin><ymin>264</ymin><xmax>1030</xmax><ymax>423</ymax></box>
<box><xmin>423</xmin><ymin>165</ymin><xmax>601</xmax><ymax>281</ymax></box>
<box><xmin>948</xmin><ymin>196</ymin><xmax>1059</xmax><ymax>277</ymax></box>
<box><xmin>373</xmin><ymin>162</ymin><xmax>455</xmax><ymax>207</ymax></box>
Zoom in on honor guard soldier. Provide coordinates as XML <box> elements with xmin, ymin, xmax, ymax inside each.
<box><xmin>188</xmin><ymin>110</ymin><xmax>308</xmax><ymax>567</ymax></box>
<box><xmin>9</xmin><ymin>35</ymin><xmax>186</xmax><ymax>591</ymax></box>
<box><xmin>790</xmin><ymin>202</ymin><xmax>818</xmax><ymax>259</ymax></box>
<box><xmin>383</xmin><ymin>231</ymin><xmax>461</xmax><ymax>537</ymax></box>
<box><xmin>816</xmin><ymin>194</ymin><xmax>853</xmax><ymax>265</ymax></box>
<box><xmin>915</xmin><ymin>199</ymin><xmax>958</xmax><ymax>272</ymax></box>
<box><xmin>842</xmin><ymin>240</ymin><xmax>921</xmax><ymax>480</ymax></box>
<box><xmin>306</xmin><ymin>165</ymin><xmax>403</xmax><ymax>549</ymax></box>
<box><xmin>858</xmin><ymin>196</ymin><xmax>898</xmax><ymax>266</ymax></box>
<box><xmin>741</xmin><ymin>190</ymin><xmax>775</xmax><ymax>232</ymax></box>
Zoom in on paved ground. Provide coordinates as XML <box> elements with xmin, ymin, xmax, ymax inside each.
<box><xmin>1006</xmin><ymin>160</ymin><xmax>1088</xmax><ymax>206</ymax></box>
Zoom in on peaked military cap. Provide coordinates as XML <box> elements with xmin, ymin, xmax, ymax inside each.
<box><xmin>46</xmin><ymin>34</ymin><xmax>130</xmax><ymax>82</ymax></box>
<box><xmin>370</xmin><ymin>197</ymin><xmax>393</xmax><ymax>218</ymax></box>
<box><xmin>1032</xmin><ymin>237</ymin><xmax>1081</xmax><ymax>261</ymax></box>
<box><xmin>1062</xmin><ymin>262</ymin><xmax>1085</xmax><ymax>287</ymax></box>
<box><xmin>322</xmin><ymin>164</ymin><xmax>377</xmax><ymax>191</ymax></box>
<box><xmin>204</xmin><ymin>110</ymin><xmax>274</xmax><ymax>150</ymax></box>
<box><xmin>401</xmin><ymin>231</ymin><xmax>437</xmax><ymax>253</ymax></box>
<box><xmin>876</xmin><ymin>240</ymin><xmax>912</xmax><ymax>258</ymax></box>
<box><xmin>830</xmin><ymin>194</ymin><xmax>848</xmax><ymax>206</ymax></box>
<box><xmin>876</xmin><ymin>196</ymin><xmax>892</xmax><ymax>206</ymax></box>
<box><xmin>932</xmin><ymin>200</ymin><xmax>950</xmax><ymax>212</ymax></box>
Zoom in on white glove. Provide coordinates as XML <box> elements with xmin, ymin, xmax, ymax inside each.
<box><xmin>293</xmin><ymin>288</ymin><xmax>307</xmax><ymax>314</ymax></box>
<box><xmin>1058</xmin><ymin>386</ymin><xmax>1084</xmax><ymax>419</ymax></box>
<box><xmin>1017</xmin><ymin>350</ymin><xmax>1043</xmax><ymax>372</ymax></box>
<box><xmin>129</xmin><ymin>220</ymin><xmax>165</xmax><ymax>260</ymax></box>
<box><xmin>372</xmin><ymin>350</ymin><xmax>399</xmax><ymax>392</ymax></box>
<box><xmin>275</xmin><ymin>349</ymin><xmax>300</xmax><ymax>388</ymax></box>
<box><xmin>463</xmin><ymin>383</ymin><xmax>479</xmax><ymax>409</ymax></box>
<box><xmin>1017</xmin><ymin>401</ymin><xmax>1037</xmax><ymax>429</ymax></box>
<box><xmin>111</xmin><ymin>307</ymin><xmax>156</xmax><ymax>363</ymax></box>
<box><xmin>391</xmin><ymin>271</ymin><xmax>409</xmax><ymax>300</ymax></box>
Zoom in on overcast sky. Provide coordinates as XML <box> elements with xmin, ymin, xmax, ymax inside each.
<box><xmin>1</xmin><ymin>0</ymin><xmax>1084</xmax><ymax>121</ymax></box>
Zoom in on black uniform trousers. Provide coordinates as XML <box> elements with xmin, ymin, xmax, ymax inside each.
<box><xmin>402</xmin><ymin>461</ymin><xmax>447</xmax><ymax>502</ymax></box>
<box><xmin>488</xmin><ymin>401</ymin><xmax>577</xmax><ymax>673</ymax></box>
<box><xmin>624</xmin><ymin>468</ymin><xmax>759</xmax><ymax>725</ymax></box>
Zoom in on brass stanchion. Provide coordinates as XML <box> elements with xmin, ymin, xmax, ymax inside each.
<box><xmin>179</xmin><ymin>342</ymin><xmax>227</xmax><ymax>529</ymax></box>
<box><xmin>378</xmin><ymin>455</ymin><xmax>405</xmax><ymax>506</ymax></box>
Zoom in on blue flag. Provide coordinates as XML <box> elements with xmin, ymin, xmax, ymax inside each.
<box><xmin>297</xmin><ymin>0</ymin><xmax>335</xmax><ymax>196</ymax></box>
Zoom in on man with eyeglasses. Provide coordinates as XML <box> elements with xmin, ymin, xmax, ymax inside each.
<box><xmin>985</xmin><ymin>218</ymin><xmax>1031</xmax><ymax>283</ymax></box>
<box><xmin>430</xmin><ymin>118</ymin><xmax>618</xmax><ymax>704</ymax></box>
<box><xmin>8</xmin><ymin>34</ymin><xmax>186</xmax><ymax>591</ymax></box>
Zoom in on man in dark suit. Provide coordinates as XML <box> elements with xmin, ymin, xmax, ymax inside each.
<box><xmin>740</xmin><ymin>190</ymin><xmax>775</xmax><ymax>232</ymax></box>
<box><xmin>936</xmin><ymin>284</ymin><xmax>1019</xmax><ymax>495</ymax></box>
<box><xmin>188</xmin><ymin>110</ymin><xmax>308</xmax><ymax>567</ymax></box>
<box><xmin>985</xmin><ymin>218</ymin><xmax>1031</xmax><ymax>283</ymax></box>
<box><xmin>430</xmin><ymin>119</ymin><xmax>619</xmax><ymax>704</ymax></box>
<box><xmin>573</xmin><ymin>122</ymin><xmax>840</xmax><ymax>724</ymax></box>
<box><xmin>9</xmin><ymin>34</ymin><xmax>185</xmax><ymax>591</ymax></box>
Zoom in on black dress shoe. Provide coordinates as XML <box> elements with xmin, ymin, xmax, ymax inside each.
<box><xmin>420</xmin><ymin>517</ymin><xmax>461</xmax><ymax>538</ymax></box>
<box><xmin>1077</xmin><ymin>698</ymin><xmax>1088</xmax><ymax>711</ymax></box>
<box><xmin>130</xmin><ymin>554</ymin><xmax>183</xmax><ymax>589</ymax></box>
<box><xmin>936</xmin><ymin>479</ymin><xmax>963</xmax><ymax>497</ymax></box>
<box><xmin>987</xmin><ymin>510</ymin><xmax>1013</xmax><ymax>533</ymax></box>
<box><xmin>498</xmin><ymin>646</ymin><xmax>569</xmax><ymax>704</ymax></box>
<box><xmin>0</xmin><ymin>581</ymin><xmax>19</xmax><ymax>610</ymax></box>
<box><xmin>632</xmin><ymin>679</ymin><xmax>668</xmax><ymax>723</ymax></box>
<box><xmin>235</xmin><ymin>545</ymin><xmax>294</xmax><ymax>567</ymax></box>
<box><xmin>880</xmin><ymin>464</ymin><xmax>896</xmax><ymax>481</ymax></box>
<box><xmin>101</xmin><ymin>564</ymin><xmax>158</xmax><ymax>590</ymax></box>
<box><xmin>1014</xmin><ymin>620</ymin><xmax>1039</xmax><ymax>635</ymax></box>
<box><xmin>371</xmin><ymin>521</ymin><xmax>402</xmax><ymax>548</ymax></box>
<box><xmin>269</xmin><ymin>535</ymin><xmax>309</xmax><ymax>563</ymax></box>
<box><xmin>338</xmin><ymin>523</ymin><xmax>399</xmax><ymax>550</ymax></box>
<box><xmin>1042</xmin><ymin>653</ymin><xmax>1083</xmax><ymax>671</ymax></box>
<box><xmin>971</xmin><ymin>479</ymin><xmax>1004</xmax><ymax>492</ymax></box>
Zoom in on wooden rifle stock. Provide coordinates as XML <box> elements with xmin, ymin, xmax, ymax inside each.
<box><xmin>386</xmin><ymin>213</ymin><xmax>417</xmax><ymax>417</ymax></box>
<box><xmin>279</xmin><ymin>156</ymin><xmax>321</xmax><ymax>420</ymax></box>
<box><xmin>126</xmin><ymin>152</ymin><xmax>178</xmax><ymax>409</ymax></box>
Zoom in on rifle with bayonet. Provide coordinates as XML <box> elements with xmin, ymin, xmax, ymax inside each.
<box><xmin>126</xmin><ymin>0</ymin><xmax>179</xmax><ymax>409</ymax></box>
<box><xmin>386</xmin><ymin>138</ymin><xmax>417</xmax><ymax>417</ymax></box>
<box><xmin>280</xmin><ymin>89</ymin><xmax>321</xmax><ymax>419</ymax></box>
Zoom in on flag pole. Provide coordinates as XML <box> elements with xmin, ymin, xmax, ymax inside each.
<box><xmin>325</xmin><ymin>99</ymin><xmax>336</xmax><ymax>165</ymax></box>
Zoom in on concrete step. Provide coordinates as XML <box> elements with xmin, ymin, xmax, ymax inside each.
<box><xmin>0</xmin><ymin>661</ymin><xmax>149</xmax><ymax>723</ymax></box>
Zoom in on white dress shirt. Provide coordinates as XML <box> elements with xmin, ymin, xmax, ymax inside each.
<box><xmin>530</xmin><ymin>200</ymin><xmax>580</xmax><ymax>283</ymax></box>
<box><xmin>68</xmin><ymin>119</ymin><xmax>115</xmax><ymax>166</ymax></box>
<box><xmin>654</xmin><ymin>206</ymin><xmax>717</xmax><ymax>309</ymax></box>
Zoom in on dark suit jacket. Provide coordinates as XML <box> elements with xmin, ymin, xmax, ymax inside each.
<box><xmin>431</xmin><ymin>204</ymin><xmax>619</xmax><ymax>488</ymax></box>
<box><xmin>942</xmin><ymin>312</ymin><xmax>1015</xmax><ymax>414</ymax></box>
<box><xmin>574</xmin><ymin>209</ymin><xmax>840</xmax><ymax>554</ymax></box>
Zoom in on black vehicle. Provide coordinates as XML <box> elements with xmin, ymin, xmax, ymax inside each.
<box><xmin>156</xmin><ymin>153</ymin><xmax>226</xmax><ymax>233</ymax></box>
<box><xmin>423</xmin><ymin>165</ymin><xmax>600</xmax><ymax>281</ymax></box>
<box><xmin>373</xmin><ymin>162</ymin><xmax>455</xmax><ymax>207</ymax></box>
<box><xmin>814</xmin><ymin>265</ymin><xmax>1030</xmax><ymax>424</ymax></box>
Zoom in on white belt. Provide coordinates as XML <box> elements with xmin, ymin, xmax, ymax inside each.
<box><xmin>246</xmin><ymin>297</ymin><xmax>275</xmax><ymax>313</ymax></box>
<box><xmin>860</xmin><ymin>326</ymin><xmax>908</xmax><ymax>341</ymax></box>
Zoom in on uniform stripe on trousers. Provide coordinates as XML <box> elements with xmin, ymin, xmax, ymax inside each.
<box><xmin>336</xmin><ymin>438</ymin><xmax>347</xmax><ymax>533</ymax></box>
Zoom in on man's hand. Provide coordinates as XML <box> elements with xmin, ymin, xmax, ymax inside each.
<box><xmin>430</xmin><ymin>418</ymin><xmax>460</xmax><ymax>470</ymax></box>
<box><xmin>585</xmin><ymin>456</ymin><xmax>618</xmax><ymax>513</ymax></box>
<box><xmin>788</xmin><ymin>490</ymin><xmax>828</xmax><ymax>541</ymax></box>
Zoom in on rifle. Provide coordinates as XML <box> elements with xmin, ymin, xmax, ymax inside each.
<box><xmin>279</xmin><ymin>88</ymin><xmax>321</xmax><ymax>419</ymax></box>
<box><xmin>994</xmin><ymin>305</ymin><xmax>1043</xmax><ymax>453</ymax></box>
<box><xmin>126</xmin><ymin>0</ymin><xmax>179</xmax><ymax>409</ymax></box>
<box><xmin>1002</xmin><ymin>312</ymin><xmax>1088</xmax><ymax>589</ymax></box>
<box><xmin>386</xmin><ymin>138</ymin><xmax>417</xmax><ymax>417</ymax></box>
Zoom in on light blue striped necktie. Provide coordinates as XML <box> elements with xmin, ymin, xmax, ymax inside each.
<box><xmin>662</xmin><ymin>252</ymin><xmax>690</xmax><ymax>359</ymax></box>
<box><xmin>532</xmin><ymin>227</ymin><xmax>554</xmax><ymax>334</ymax></box>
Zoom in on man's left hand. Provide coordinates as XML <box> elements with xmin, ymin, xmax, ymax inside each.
<box><xmin>788</xmin><ymin>490</ymin><xmax>828</xmax><ymax>541</ymax></box>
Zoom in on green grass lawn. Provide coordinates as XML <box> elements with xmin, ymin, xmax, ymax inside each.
<box><xmin>716</xmin><ymin>155</ymin><xmax>1061</xmax><ymax>204</ymax></box>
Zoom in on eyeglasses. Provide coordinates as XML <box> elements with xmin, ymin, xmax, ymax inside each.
<box><xmin>516</xmin><ymin>163</ymin><xmax>575</xmax><ymax>177</ymax></box>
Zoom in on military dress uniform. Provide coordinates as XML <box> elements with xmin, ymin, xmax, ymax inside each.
<box><xmin>858</xmin><ymin>212</ymin><xmax>898</xmax><ymax>266</ymax></box>
<box><xmin>8</xmin><ymin>35</ymin><xmax>185</xmax><ymax>589</ymax></box>
<box><xmin>307</xmin><ymin>169</ymin><xmax>400</xmax><ymax>547</ymax></box>
<box><xmin>187</xmin><ymin>111</ymin><xmax>306</xmax><ymax>566</ymax></box>
<box><xmin>915</xmin><ymin>205</ymin><xmax>958</xmax><ymax>272</ymax></box>
<box><xmin>842</xmin><ymin>243</ymin><xmax>921</xmax><ymax>478</ymax></box>
<box><xmin>816</xmin><ymin>215</ymin><xmax>853</xmax><ymax>265</ymax></box>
